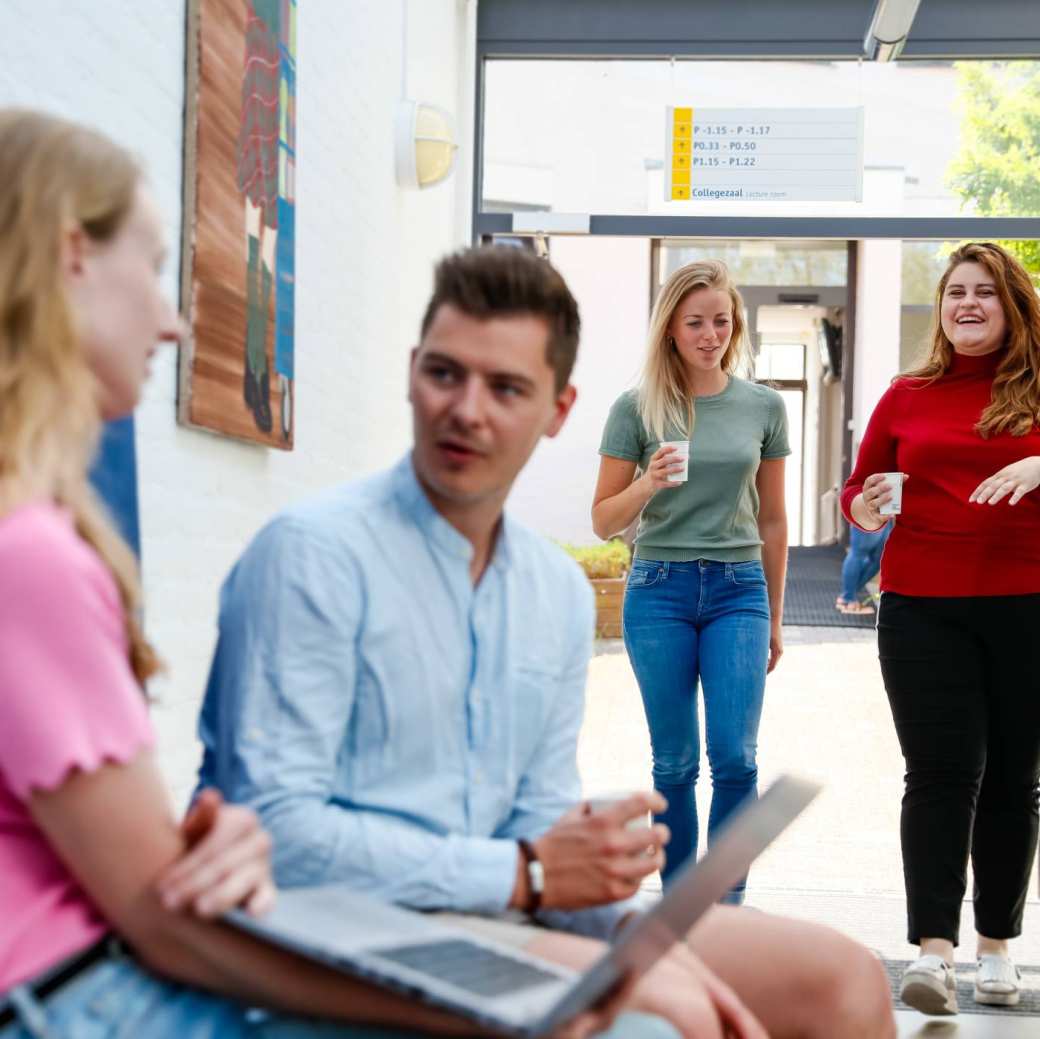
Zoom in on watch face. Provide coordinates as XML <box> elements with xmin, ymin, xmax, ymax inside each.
<box><xmin>530</xmin><ymin>860</ymin><xmax>546</xmax><ymax>894</ymax></box>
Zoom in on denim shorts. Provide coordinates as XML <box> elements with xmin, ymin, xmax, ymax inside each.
<box><xmin>0</xmin><ymin>956</ymin><xmax>679</xmax><ymax>1039</ymax></box>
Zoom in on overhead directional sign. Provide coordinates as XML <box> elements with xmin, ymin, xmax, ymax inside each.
<box><xmin>665</xmin><ymin>107</ymin><xmax>864</xmax><ymax>203</ymax></box>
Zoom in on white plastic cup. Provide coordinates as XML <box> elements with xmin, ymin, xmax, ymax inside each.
<box><xmin>585</xmin><ymin>792</ymin><xmax>654</xmax><ymax>833</ymax></box>
<box><xmin>660</xmin><ymin>440</ymin><xmax>690</xmax><ymax>483</ymax></box>
<box><xmin>879</xmin><ymin>472</ymin><xmax>904</xmax><ymax>516</ymax></box>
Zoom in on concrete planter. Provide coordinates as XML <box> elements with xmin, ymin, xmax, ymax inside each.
<box><xmin>590</xmin><ymin>574</ymin><xmax>627</xmax><ymax>639</ymax></box>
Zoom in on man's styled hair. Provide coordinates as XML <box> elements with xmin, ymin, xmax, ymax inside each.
<box><xmin>420</xmin><ymin>246</ymin><xmax>581</xmax><ymax>392</ymax></box>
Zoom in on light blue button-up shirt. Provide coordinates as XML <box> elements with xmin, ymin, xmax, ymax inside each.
<box><xmin>197</xmin><ymin>455</ymin><xmax>639</xmax><ymax>938</ymax></box>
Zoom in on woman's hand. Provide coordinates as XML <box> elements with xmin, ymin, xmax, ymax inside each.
<box><xmin>856</xmin><ymin>473</ymin><xmax>904</xmax><ymax>529</ymax></box>
<box><xmin>641</xmin><ymin>445</ymin><xmax>685</xmax><ymax>493</ymax></box>
<box><xmin>767</xmin><ymin>622</ymin><xmax>783</xmax><ymax>674</ymax></box>
<box><xmin>969</xmin><ymin>456</ymin><xmax>1040</xmax><ymax>506</ymax></box>
<box><xmin>155</xmin><ymin>788</ymin><xmax>275</xmax><ymax>918</ymax></box>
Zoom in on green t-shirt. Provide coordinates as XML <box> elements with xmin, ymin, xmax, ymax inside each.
<box><xmin>599</xmin><ymin>378</ymin><xmax>790</xmax><ymax>562</ymax></box>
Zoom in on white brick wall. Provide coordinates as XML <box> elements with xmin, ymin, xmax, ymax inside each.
<box><xmin>0</xmin><ymin>0</ymin><xmax>475</xmax><ymax>806</ymax></box>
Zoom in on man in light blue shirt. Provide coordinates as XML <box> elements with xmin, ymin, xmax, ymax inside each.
<box><xmin>197</xmin><ymin>448</ymin><xmax>643</xmax><ymax>938</ymax></box>
<box><xmin>198</xmin><ymin>247</ymin><xmax>894</xmax><ymax>1039</ymax></box>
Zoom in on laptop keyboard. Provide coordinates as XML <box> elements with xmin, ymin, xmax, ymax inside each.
<box><xmin>371</xmin><ymin>938</ymin><xmax>563</xmax><ymax>998</ymax></box>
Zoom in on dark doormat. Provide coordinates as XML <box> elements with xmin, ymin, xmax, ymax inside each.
<box><xmin>782</xmin><ymin>544</ymin><xmax>875</xmax><ymax>629</ymax></box>
<box><xmin>883</xmin><ymin>958</ymin><xmax>1040</xmax><ymax>1016</ymax></box>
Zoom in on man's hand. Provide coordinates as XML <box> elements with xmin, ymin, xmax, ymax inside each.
<box><xmin>155</xmin><ymin>788</ymin><xmax>276</xmax><ymax>918</ymax></box>
<box><xmin>970</xmin><ymin>456</ymin><xmax>1040</xmax><ymax>506</ymax></box>
<box><xmin>530</xmin><ymin>793</ymin><xmax>669</xmax><ymax>910</ymax></box>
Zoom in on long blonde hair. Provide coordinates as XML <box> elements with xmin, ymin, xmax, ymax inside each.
<box><xmin>0</xmin><ymin>109</ymin><xmax>158</xmax><ymax>683</ymax></box>
<box><xmin>637</xmin><ymin>260</ymin><xmax>749</xmax><ymax>441</ymax></box>
<box><xmin>905</xmin><ymin>242</ymin><xmax>1040</xmax><ymax>438</ymax></box>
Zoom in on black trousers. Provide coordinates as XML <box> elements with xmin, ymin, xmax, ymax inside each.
<box><xmin>877</xmin><ymin>592</ymin><xmax>1040</xmax><ymax>946</ymax></box>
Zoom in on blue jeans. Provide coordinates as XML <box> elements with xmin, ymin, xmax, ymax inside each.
<box><xmin>0</xmin><ymin>956</ymin><xmax>679</xmax><ymax>1039</ymax></box>
<box><xmin>623</xmin><ymin>559</ymin><xmax>771</xmax><ymax>898</ymax></box>
<box><xmin>839</xmin><ymin>524</ymin><xmax>890</xmax><ymax>604</ymax></box>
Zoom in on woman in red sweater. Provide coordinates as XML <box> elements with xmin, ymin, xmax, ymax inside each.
<box><xmin>842</xmin><ymin>242</ymin><xmax>1040</xmax><ymax>1017</ymax></box>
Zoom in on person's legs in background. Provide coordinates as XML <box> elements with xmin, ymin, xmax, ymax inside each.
<box><xmin>839</xmin><ymin>528</ymin><xmax>870</xmax><ymax>606</ymax></box>
<box><xmin>858</xmin><ymin>523</ymin><xmax>890</xmax><ymax>604</ymax></box>
<box><xmin>697</xmin><ymin>561</ymin><xmax>770</xmax><ymax>904</ymax></box>
<box><xmin>969</xmin><ymin>594</ymin><xmax>1040</xmax><ymax>1004</ymax></box>
<box><xmin>877</xmin><ymin>593</ymin><xmax>987</xmax><ymax>1014</ymax></box>
<box><xmin>623</xmin><ymin>560</ymin><xmax>702</xmax><ymax>883</ymax></box>
<box><xmin>838</xmin><ymin>523</ymin><xmax>890</xmax><ymax>612</ymax></box>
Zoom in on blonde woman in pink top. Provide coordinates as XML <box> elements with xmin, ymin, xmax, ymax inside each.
<box><xmin>0</xmin><ymin>111</ymin><xmax>681</xmax><ymax>1039</ymax></box>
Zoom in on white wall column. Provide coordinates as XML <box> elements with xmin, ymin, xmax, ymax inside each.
<box><xmin>508</xmin><ymin>235</ymin><xmax>651</xmax><ymax>546</ymax></box>
<box><xmin>852</xmin><ymin>239</ymin><xmax>903</xmax><ymax>461</ymax></box>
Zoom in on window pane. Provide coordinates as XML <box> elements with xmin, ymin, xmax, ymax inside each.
<box><xmin>662</xmin><ymin>238</ymin><xmax>847</xmax><ymax>286</ymax></box>
<box><xmin>901</xmin><ymin>241</ymin><xmax>949</xmax><ymax>305</ymax></box>
<box><xmin>756</xmin><ymin>343</ymin><xmax>806</xmax><ymax>381</ymax></box>
<box><xmin>900</xmin><ymin>241</ymin><xmax>948</xmax><ymax>369</ymax></box>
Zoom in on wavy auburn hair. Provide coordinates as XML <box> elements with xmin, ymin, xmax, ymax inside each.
<box><xmin>0</xmin><ymin>109</ymin><xmax>158</xmax><ymax>683</ymax></box>
<box><xmin>905</xmin><ymin>242</ymin><xmax>1040</xmax><ymax>438</ymax></box>
<box><xmin>636</xmin><ymin>260</ymin><xmax>749</xmax><ymax>442</ymax></box>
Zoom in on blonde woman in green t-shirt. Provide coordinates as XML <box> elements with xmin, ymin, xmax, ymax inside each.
<box><xmin>592</xmin><ymin>260</ymin><xmax>790</xmax><ymax>898</ymax></box>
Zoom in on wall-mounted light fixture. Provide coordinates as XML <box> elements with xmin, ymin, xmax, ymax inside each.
<box><xmin>395</xmin><ymin>100</ymin><xmax>458</xmax><ymax>190</ymax></box>
<box><xmin>863</xmin><ymin>0</ymin><xmax>921</xmax><ymax>62</ymax></box>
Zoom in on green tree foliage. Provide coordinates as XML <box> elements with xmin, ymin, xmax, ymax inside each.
<box><xmin>948</xmin><ymin>62</ymin><xmax>1040</xmax><ymax>278</ymax></box>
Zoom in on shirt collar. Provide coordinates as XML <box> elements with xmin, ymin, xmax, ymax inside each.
<box><xmin>392</xmin><ymin>452</ymin><xmax>514</xmax><ymax>574</ymax></box>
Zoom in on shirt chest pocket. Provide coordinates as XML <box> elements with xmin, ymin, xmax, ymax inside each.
<box><xmin>503</xmin><ymin>664</ymin><xmax>558</xmax><ymax>779</ymax></box>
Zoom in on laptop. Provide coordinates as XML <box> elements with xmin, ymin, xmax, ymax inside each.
<box><xmin>227</xmin><ymin>774</ymin><xmax>820</xmax><ymax>1037</ymax></box>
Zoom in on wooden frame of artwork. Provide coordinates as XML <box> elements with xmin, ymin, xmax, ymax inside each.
<box><xmin>179</xmin><ymin>0</ymin><xmax>297</xmax><ymax>449</ymax></box>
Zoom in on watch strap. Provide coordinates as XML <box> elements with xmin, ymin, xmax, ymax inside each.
<box><xmin>517</xmin><ymin>838</ymin><xmax>543</xmax><ymax>914</ymax></box>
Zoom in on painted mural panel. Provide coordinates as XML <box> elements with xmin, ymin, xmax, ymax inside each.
<box><xmin>180</xmin><ymin>0</ymin><xmax>297</xmax><ymax>448</ymax></box>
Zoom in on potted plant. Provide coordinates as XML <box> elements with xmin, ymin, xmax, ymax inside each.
<box><xmin>560</xmin><ymin>539</ymin><xmax>631</xmax><ymax>639</ymax></box>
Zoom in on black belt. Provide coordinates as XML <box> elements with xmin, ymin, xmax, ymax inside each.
<box><xmin>0</xmin><ymin>935</ymin><xmax>127</xmax><ymax>1029</ymax></box>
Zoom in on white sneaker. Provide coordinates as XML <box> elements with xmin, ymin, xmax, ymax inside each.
<box><xmin>900</xmin><ymin>955</ymin><xmax>958</xmax><ymax>1016</ymax></box>
<box><xmin>974</xmin><ymin>954</ymin><xmax>1021</xmax><ymax>1006</ymax></box>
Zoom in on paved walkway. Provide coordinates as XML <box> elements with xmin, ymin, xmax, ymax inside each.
<box><xmin>580</xmin><ymin>627</ymin><xmax>1040</xmax><ymax>967</ymax></box>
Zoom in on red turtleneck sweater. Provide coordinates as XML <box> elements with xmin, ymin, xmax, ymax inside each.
<box><xmin>841</xmin><ymin>349</ymin><xmax>1040</xmax><ymax>597</ymax></box>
